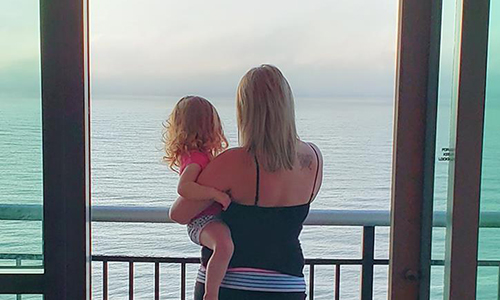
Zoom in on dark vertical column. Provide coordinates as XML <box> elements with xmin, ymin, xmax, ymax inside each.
<box><xmin>389</xmin><ymin>0</ymin><xmax>442</xmax><ymax>299</ymax></box>
<box><xmin>444</xmin><ymin>0</ymin><xmax>490</xmax><ymax>299</ymax></box>
<box><xmin>360</xmin><ymin>226</ymin><xmax>375</xmax><ymax>300</ymax></box>
<box><xmin>41</xmin><ymin>0</ymin><xmax>91</xmax><ymax>298</ymax></box>
<box><xmin>419</xmin><ymin>1</ymin><xmax>443</xmax><ymax>299</ymax></box>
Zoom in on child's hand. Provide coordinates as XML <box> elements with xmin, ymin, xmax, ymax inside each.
<box><xmin>212</xmin><ymin>190</ymin><xmax>231</xmax><ymax>210</ymax></box>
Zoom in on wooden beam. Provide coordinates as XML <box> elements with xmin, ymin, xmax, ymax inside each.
<box><xmin>444</xmin><ymin>0</ymin><xmax>490</xmax><ymax>299</ymax></box>
<box><xmin>389</xmin><ymin>0</ymin><xmax>441</xmax><ymax>299</ymax></box>
<box><xmin>41</xmin><ymin>0</ymin><xmax>91</xmax><ymax>298</ymax></box>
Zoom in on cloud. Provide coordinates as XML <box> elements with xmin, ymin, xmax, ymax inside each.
<box><xmin>11</xmin><ymin>0</ymin><xmax>500</xmax><ymax>100</ymax></box>
<box><xmin>90</xmin><ymin>0</ymin><xmax>399</xmax><ymax>98</ymax></box>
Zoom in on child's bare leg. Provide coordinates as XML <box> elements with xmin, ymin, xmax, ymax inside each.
<box><xmin>199</xmin><ymin>221</ymin><xmax>233</xmax><ymax>300</ymax></box>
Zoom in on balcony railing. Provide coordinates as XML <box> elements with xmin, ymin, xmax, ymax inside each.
<box><xmin>1</xmin><ymin>204</ymin><xmax>500</xmax><ymax>300</ymax></box>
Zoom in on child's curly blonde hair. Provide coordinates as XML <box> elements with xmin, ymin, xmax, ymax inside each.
<box><xmin>163</xmin><ymin>96</ymin><xmax>228</xmax><ymax>172</ymax></box>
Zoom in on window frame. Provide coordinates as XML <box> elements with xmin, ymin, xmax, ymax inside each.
<box><xmin>0</xmin><ymin>0</ymin><xmax>92</xmax><ymax>298</ymax></box>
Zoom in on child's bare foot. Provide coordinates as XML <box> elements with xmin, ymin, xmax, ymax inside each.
<box><xmin>203</xmin><ymin>293</ymin><xmax>218</xmax><ymax>300</ymax></box>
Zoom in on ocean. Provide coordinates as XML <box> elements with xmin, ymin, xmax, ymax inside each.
<box><xmin>0</xmin><ymin>96</ymin><xmax>498</xmax><ymax>299</ymax></box>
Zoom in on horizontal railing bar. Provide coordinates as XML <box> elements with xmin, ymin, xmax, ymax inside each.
<box><xmin>3</xmin><ymin>254</ymin><xmax>499</xmax><ymax>268</ymax></box>
<box><xmin>92</xmin><ymin>256</ymin><xmax>201</xmax><ymax>264</ymax></box>
<box><xmin>308</xmin><ymin>259</ymin><xmax>389</xmax><ymax>265</ymax></box>
<box><xmin>477</xmin><ymin>261</ymin><xmax>500</xmax><ymax>267</ymax></box>
<box><xmin>90</xmin><ymin>255</ymin><xmax>390</xmax><ymax>265</ymax></box>
<box><xmin>2</xmin><ymin>204</ymin><xmax>500</xmax><ymax>227</ymax></box>
<box><xmin>0</xmin><ymin>254</ymin><xmax>43</xmax><ymax>260</ymax></box>
<box><xmin>430</xmin><ymin>260</ymin><xmax>500</xmax><ymax>267</ymax></box>
<box><xmin>88</xmin><ymin>256</ymin><xmax>500</xmax><ymax>267</ymax></box>
<box><xmin>0</xmin><ymin>266</ymin><xmax>43</xmax><ymax>270</ymax></box>
<box><xmin>0</xmin><ymin>205</ymin><xmax>42</xmax><ymax>221</ymax></box>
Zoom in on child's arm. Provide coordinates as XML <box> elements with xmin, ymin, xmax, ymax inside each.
<box><xmin>178</xmin><ymin>164</ymin><xmax>231</xmax><ymax>210</ymax></box>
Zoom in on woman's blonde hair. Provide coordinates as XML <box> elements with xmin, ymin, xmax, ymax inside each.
<box><xmin>237</xmin><ymin>64</ymin><xmax>298</xmax><ymax>172</ymax></box>
<box><xmin>163</xmin><ymin>96</ymin><xmax>228</xmax><ymax>172</ymax></box>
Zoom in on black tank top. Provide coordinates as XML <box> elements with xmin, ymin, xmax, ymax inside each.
<box><xmin>201</xmin><ymin>144</ymin><xmax>320</xmax><ymax>277</ymax></box>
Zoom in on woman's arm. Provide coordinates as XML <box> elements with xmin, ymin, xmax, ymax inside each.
<box><xmin>169</xmin><ymin>149</ymin><xmax>237</xmax><ymax>224</ymax></box>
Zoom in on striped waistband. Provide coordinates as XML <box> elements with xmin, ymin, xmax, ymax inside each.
<box><xmin>196</xmin><ymin>268</ymin><xmax>306</xmax><ymax>293</ymax></box>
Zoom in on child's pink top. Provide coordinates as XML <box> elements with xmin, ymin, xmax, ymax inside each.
<box><xmin>179</xmin><ymin>151</ymin><xmax>222</xmax><ymax>218</ymax></box>
<box><xmin>180</xmin><ymin>151</ymin><xmax>211</xmax><ymax>174</ymax></box>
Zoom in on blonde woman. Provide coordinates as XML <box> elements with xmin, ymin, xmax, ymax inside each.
<box><xmin>170</xmin><ymin>65</ymin><xmax>323</xmax><ymax>300</ymax></box>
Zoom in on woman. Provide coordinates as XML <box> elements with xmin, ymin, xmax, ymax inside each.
<box><xmin>170</xmin><ymin>64</ymin><xmax>323</xmax><ymax>300</ymax></box>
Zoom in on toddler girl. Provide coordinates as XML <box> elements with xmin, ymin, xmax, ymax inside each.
<box><xmin>163</xmin><ymin>96</ymin><xmax>232</xmax><ymax>300</ymax></box>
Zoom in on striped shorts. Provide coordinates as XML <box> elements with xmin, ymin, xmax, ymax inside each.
<box><xmin>187</xmin><ymin>214</ymin><xmax>220</xmax><ymax>245</ymax></box>
<box><xmin>196</xmin><ymin>267</ymin><xmax>306</xmax><ymax>293</ymax></box>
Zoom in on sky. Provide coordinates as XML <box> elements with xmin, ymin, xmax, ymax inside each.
<box><xmin>0</xmin><ymin>1</ymin><xmax>40</xmax><ymax>99</ymax></box>
<box><xmin>0</xmin><ymin>0</ymin><xmax>498</xmax><ymax>99</ymax></box>
<box><xmin>89</xmin><ymin>0</ymin><xmax>398</xmax><ymax>98</ymax></box>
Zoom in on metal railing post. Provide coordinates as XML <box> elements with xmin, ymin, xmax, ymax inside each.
<box><xmin>16</xmin><ymin>258</ymin><xmax>22</xmax><ymax>300</ymax></box>
<box><xmin>181</xmin><ymin>262</ymin><xmax>186</xmax><ymax>300</ymax></box>
<box><xmin>361</xmin><ymin>226</ymin><xmax>375</xmax><ymax>300</ymax></box>
<box><xmin>335</xmin><ymin>264</ymin><xmax>340</xmax><ymax>300</ymax></box>
<box><xmin>498</xmin><ymin>266</ymin><xmax>500</xmax><ymax>300</ymax></box>
<box><xmin>309</xmin><ymin>264</ymin><xmax>315</xmax><ymax>299</ymax></box>
<box><xmin>103</xmin><ymin>260</ymin><xmax>108</xmax><ymax>300</ymax></box>
<box><xmin>129</xmin><ymin>261</ymin><xmax>134</xmax><ymax>300</ymax></box>
<box><xmin>155</xmin><ymin>262</ymin><xmax>160</xmax><ymax>300</ymax></box>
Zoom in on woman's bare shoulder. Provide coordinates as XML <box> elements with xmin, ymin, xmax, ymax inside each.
<box><xmin>297</xmin><ymin>140</ymin><xmax>323</xmax><ymax>160</ymax></box>
<box><xmin>302</xmin><ymin>140</ymin><xmax>321</xmax><ymax>151</ymax></box>
<box><xmin>197</xmin><ymin>147</ymin><xmax>251</xmax><ymax>189</ymax></box>
<box><xmin>298</xmin><ymin>140</ymin><xmax>323</xmax><ymax>202</ymax></box>
<box><xmin>217</xmin><ymin>147</ymin><xmax>247</xmax><ymax>158</ymax></box>
<box><xmin>308</xmin><ymin>142</ymin><xmax>323</xmax><ymax>162</ymax></box>
<box><xmin>210</xmin><ymin>147</ymin><xmax>250</xmax><ymax>165</ymax></box>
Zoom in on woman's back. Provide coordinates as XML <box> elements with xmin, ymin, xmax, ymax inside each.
<box><xmin>199</xmin><ymin>141</ymin><xmax>322</xmax><ymax>276</ymax></box>
<box><xmin>200</xmin><ymin>141</ymin><xmax>322</xmax><ymax>208</ymax></box>
<box><xmin>256</xmin><ymin>141</ymin><xmax>322</xmax><ymax>207</ymax></box>
<box><xmin>202</xmin><ymin>202</ymin><xmax>310</xmax><ymax>276</ymax></box>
